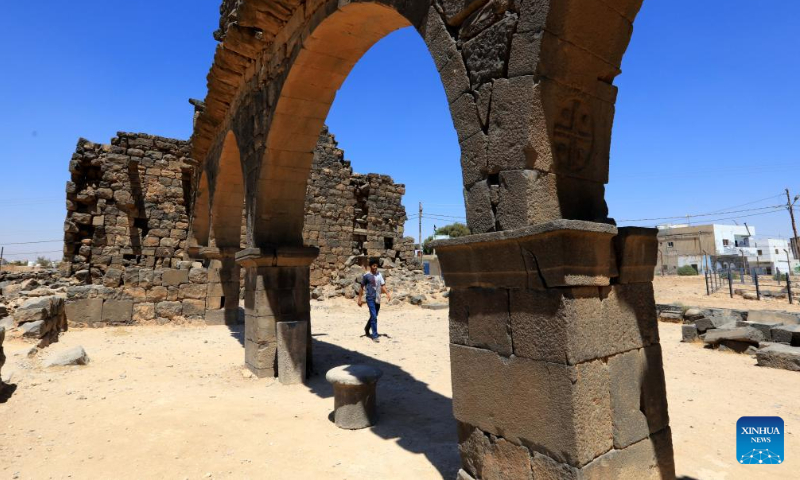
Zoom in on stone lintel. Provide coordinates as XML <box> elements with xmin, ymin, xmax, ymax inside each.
<box><xmin>434</xmin><ymin>220</ymin><xmax>618</xmax><ymax>289</ymax></box>
<box><xmin>235</xmin><ymin>246</ymin><xmax>320</xmax><ymax>268</ymax></box>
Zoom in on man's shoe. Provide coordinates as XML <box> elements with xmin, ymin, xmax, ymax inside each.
<box><xmin>364</xmin><ymin>325</ymin><xmax>370</xmax><ymax>337</ymax></box>
<box><xmin>371</xmin><ymin>337</ymin><xmax>380</xmax><ymax>343</ymax></box>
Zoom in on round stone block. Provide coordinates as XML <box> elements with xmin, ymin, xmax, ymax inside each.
<box><xmin>326</xmin><ymin>364</ymin><xmax>383</xmax><ymax>429</ymax></box>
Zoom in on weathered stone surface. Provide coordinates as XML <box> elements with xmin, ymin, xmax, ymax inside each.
<box><xmin>607</xmin><ymin>346</ymin><xmax>669</xmax><ymax>449</ymax></box>
<box><xmin>102</xmin><ymin>300</ymin><xmax>133</xmax><ymax>324</ymax></box>
<box><xmin>441</xmin><ymin>0</ymin><xmax>491</xmax><ymax>26</ymax></box>
<box><xmin>449</xmin><ymin>288</ymin><xmax>512</xmax><ymax>356</ymax></box>
<box><xmin>771</xmin><ymin>324</ymin><xmax>800</xmax><ymax>346</ymax></box>
<box><xmin>155</xmin><ymin>301</ymin><xmax>182</xmax><ymax>320</ymax></box>
<box><xmin>613</xmin><ymin>227</ymin><xmax>657</xmax><ymax>284</ymax></box>
<box><xmin>436</xmin><ymin>220</ymin><xmax>618</xmax><ymax>290</ymax></box>
<box><xmin>182</xmin><ymin>299</ymin><xmax>206</xmax><ymax>317</ymax></box>
<box><xmin>326</xmin><ymin>364</ymin><xmax>383</xmax><ymax>429</ymax></box>
<box><xmin>65</xmin><ymin>298</ymin><xmax>103</xmax><ymax>325</ymax></box>
<box><xmin>736</xmin><ymin>320</ymin><xmax>781</xmax><ymax>341</ymax></box>
<box><xmin>133</xmin><ymin>302</ymin><xmax>156</xmax><ymax>322</ymax></box>
<box><xmin>450</xmin><ymin>344</ymin><xmax>611</xmax><ymax>466</ymax></box>
<box><xmin>462</xmin><ymin>13</ymin><xmax>517</xmax><ymax>85</ymax></box>
<box><xmin>459</xmin><ymin>425</ymin><xmax>533</xmax><ymax>480</ymax></box>
<box><xmin>15</xmin><ymin>296</ymin><xmax>65</xmax><ymax>324</ymax></box>
<box><xmin>162</xmin><ymin>269</ymin><xmax>190</xmax><ymax>286</ymax></box>
<box><xmin>21</xmin><ymin>320</ymin><xmax>47</xmax><ymax>338</ymax></box>
<box><xmin>510</xmin><ymin>283</ymin><xmax>658</xmax><ymax>365</ymax></box>
<box><xmin>748</xmin><ymin>310</ymin><xmax>800</xmax><ymax>325</ymax></box>
<box><xmin>681</xmin><ymin>324</ymin><xmax>699</xmax><ymax>343</ymax></box>
<box><xmin>530</xmin><ymin>427</ymin><xmax>674</xmax><ymax>479</ymax></box>
<box><xmin>756</xmin><ymin>344</ymin><xmax>800</xmax><ymax>372</ymax></box>
<box><xmin>683</xmin><ymin>308</ymin><xmax>704</xmax><ymax>321</ymax></box>
<box><xmin>703</xmin><ymin>327</ymin><xmax>765</xmax><ymax>347</ymax></box>
<box><xmin>276</xmin><ymin>321</ymin><xmax>308</xmax><ymax>385</ymax></box>
<box><xmin>694</xmin><ymin>315</ymin><xmax>736</xmax><ymax>333</ymax></box>
<box><xmin>43</xmin><ymin>346</ymin><xmax>89</xmax><ymax>367</ymax></box>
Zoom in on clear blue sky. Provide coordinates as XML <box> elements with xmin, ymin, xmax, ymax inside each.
<box><xmin>1</xmin><ymin>0</ymin><xmax>798</xmax><ymax>262</ymax></box>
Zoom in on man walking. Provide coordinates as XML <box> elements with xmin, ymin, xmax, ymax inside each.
<box><xmin>358</xmin><ymin>257</ymin><xmax>391</xmax><ymax>343</ymax></box>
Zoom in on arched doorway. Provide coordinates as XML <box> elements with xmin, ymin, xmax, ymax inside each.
<box><xmin>191</xmin><ymin>1</ymin><xmax>674</xmax><ymax>477</ymax></box>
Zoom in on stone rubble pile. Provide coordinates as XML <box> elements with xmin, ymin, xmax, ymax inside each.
<box><xmin>311</xmin><ymin>261</ymin><xmax>449</xmax><ymax>307</ymax></box>
<box><xmin>0</xmin><ymin>270</ymin><xmax>69</xmax><ymax>348</ymax></box>
<box><xmin>657</xmin><ymin>304</ymin><xmax>800</xmax><ymax>372</ymax></box>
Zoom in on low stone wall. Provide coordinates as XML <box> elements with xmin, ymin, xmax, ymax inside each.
<box><xmin>657</xmin><ymin>304</ymin><xmax>800</xmax><ymax>371</ymax></box>
<box><xmin>64</xmin><ymin>261</ymin><xmax>238</xmax><ymax>327</ymax></box>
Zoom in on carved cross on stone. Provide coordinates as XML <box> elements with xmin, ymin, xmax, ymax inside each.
<box><xmin>553</xmin><ymin>99</ymin><xmax>594</xmax><ymax>174</ymax></box>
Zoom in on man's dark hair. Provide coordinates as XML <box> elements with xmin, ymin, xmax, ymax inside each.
<box><xmin>368</xmin><ymin>257</ymin><xmax>380</xmax><ymax>267</ymax></box>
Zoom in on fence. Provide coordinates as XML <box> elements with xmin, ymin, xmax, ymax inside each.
<box><xmin>705</xmin><ymin>264</ymin><xmax>798</xmax><ymax>305</ymax></box>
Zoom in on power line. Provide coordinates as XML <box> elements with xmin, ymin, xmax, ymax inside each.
<box><xmin>2</xmin><ymin>250</ymin><xmax>62</xmax><ymax>257</ymax></box>
<box><xmin>704</xmin><ymin>193</ymin><xmax>785</xmax><ymax>215</ymax></box>
<box><xmin>0</xmin><ymin>239</ymin><xmax>62</xmax><ymax>246</ymax></box>
<box><xmin>618</xmin><ymin>205</ymin><xmax>783</xmax><ymax>223</ymax></box>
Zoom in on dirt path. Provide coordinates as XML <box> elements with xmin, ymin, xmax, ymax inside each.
<box><xmin>653</xmin><ymin>275</ymin><xmax>800</xmax><ymax>313</ymax></box>
<box><xmin>1</xmin><ymin>299</ymin><xmax>797</xmax><ymax>479</ymax></box>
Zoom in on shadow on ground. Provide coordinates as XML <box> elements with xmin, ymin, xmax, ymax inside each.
<box><xmin>226</xmin><ymin>324</ymin><xmax>460</xmax><ymax>478</ymax></box>
<box><xmin>0</xmin><ymin>383</ymin><xmax>17</xmax><ymax>403</ymax></box>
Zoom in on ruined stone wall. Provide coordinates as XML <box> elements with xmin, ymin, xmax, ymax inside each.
<box><xmin>62</xmin><ymin>128</ymin><xmax>414</xmax><ymax>323</ymax></box>
<box><xmin>62</xmin><ymin>133</ymin><xmax>214</xmax><ymax>325</ymax></box>
<box><xmin>63</xmin><ymin>133</ymin><xmax>195</xmax><ymax>277</ymax></box>
<box><xmin>303</xmin><ymin>127</ymin><xmax>415</xmax><ymax>286</ymax></box>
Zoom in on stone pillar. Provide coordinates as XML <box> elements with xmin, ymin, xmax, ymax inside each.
<box><xmin>436</xmin><ymin>221</ymin><xmax>675</xmax><ymax>479</ymax></box>
<box><xmin>200</xmin><ymin>246</ymin><xmax>241</xmax><ymax>325</ymax></box>
<box><xmin>236</xmin><ymin>246</ymin><xmax>318</xmax><ymax>378</ymax></box>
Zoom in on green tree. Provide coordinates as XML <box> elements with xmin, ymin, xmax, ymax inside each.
<box><xmin>422</xmin><ymin>222</ymin><xmax>471</xmax><ymax>254</ymax></box>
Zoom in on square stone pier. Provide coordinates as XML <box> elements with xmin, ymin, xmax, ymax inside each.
<box><xmin>236</xmin><ymin>246</ymin><xmax>318</xmax><ymax>378</ymax></box>
<box><xmin>434</xmin><ymin>220</ymin><xmax>675</xmax><ymax>479</ymax></box>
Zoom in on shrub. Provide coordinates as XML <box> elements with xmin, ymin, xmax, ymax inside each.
<box><xmin>677</xmin><ymin>265</ymin><xmax>698</xmax><ymax>276</ymax></box>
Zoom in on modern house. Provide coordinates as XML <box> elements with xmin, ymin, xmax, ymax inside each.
<box><xmin>655</xmin><ymin>224</ymin><xmax>799</xmax><ymax>275</ymax></box>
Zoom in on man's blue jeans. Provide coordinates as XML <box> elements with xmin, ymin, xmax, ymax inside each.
<box><xmin>365</xmin><ymin>298</ymin><xmax>380</xmax><ymax>338</ymax></box>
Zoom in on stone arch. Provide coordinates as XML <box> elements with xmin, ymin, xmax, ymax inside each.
<box><xmin>211</xmin><ymin>130</ymin><xmax>245</xmax><ymax>249</ymax></box>
<box><xmin>188</xmin><ymin>171</ymin><xmax>211</xmax><ymax>253</ymax></box>
<box><xmin>191</xmin><ymin>1</ymin><xmax>675</xmax><ymax>477</ymax></box>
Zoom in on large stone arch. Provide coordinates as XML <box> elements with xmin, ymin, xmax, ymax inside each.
<box><xmin>188</xmin><ymin>171</ymin><xmax>211</xmax><ymax>255</ymax></box>
<box><xmin>190</xmin><ymin>0</ymin><xmax>675</xmax><ymax>477</ymax></box>
<box><xmin>210</xmin><ymin>130</ymin><xmax>245</xmax><ymax>249</ymax></box>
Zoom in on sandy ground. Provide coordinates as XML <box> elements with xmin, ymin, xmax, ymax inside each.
<box><xmin>653</xmin><ymin>275</ymin><xmax>800</xmax><ymax>313</ymax></box>
<box><xmin>1</xmin><ymin>296</ymin><xmax>798</xmax><ymax>479</ymax></box>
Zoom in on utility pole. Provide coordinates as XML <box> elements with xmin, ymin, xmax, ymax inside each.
<box><xmin>786</xmin><ymin>189</ymin><xmax>799</xmax><ymax>258</ymax></box>
<box><xmin>0</xmin><ymin>247</ymin><xmax>3</xmax><ymax>273</ymax></box>
<box><xmin>418</xmin><ymin>202</ymin><xmax>423</xmax><ymax>257</ymax></box>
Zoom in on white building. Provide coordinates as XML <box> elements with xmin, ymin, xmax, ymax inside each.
<box><xmin>656</xmin><ymin>224</ymin><xmax>799</xmax><ymax>275</ymax></box>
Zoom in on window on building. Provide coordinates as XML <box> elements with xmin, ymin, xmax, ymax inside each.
<box><xmin>758</xmin><ymin>249</ymin><xmax>763</xmax><ymax>256</ymax></box>
<box><xmin>723</xmin><ymin>239</ymin><xmax>730</xmax><ymax>246</ymax></box>
<box><xmin>776</xmin><ymin>249</ymin><xmax>779</xmax><ymax>254</ymax></box>
<box><xmin>667</xmin><ymin>241</ymin><xmax>674</xmax><ymax>248</ymax></box>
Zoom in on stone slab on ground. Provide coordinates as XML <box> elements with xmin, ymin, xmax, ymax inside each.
<box><xmin>43</xmin><ymin>346</ymin><xmax>89</xmax><ymax>367</ymax></box>
<box><xmin>748</xmin><ymin>310</ymin><xmax>800</xmax><ymax>325</ymax></box>
<box><xmin>681</xmin><ymin>325</ymin><xmax>699</xmax><ymax>342</ymax></box>
<box><xmin>756</xmin><ymin>344</ymin><xmax>800</xmax><ymax>372</ymax></box>
<box><xmin>703</xmin><ymin>327</ymin><xmax>764</xmax><ymax>347</ymax></box>
<box><xmin>695</xmin><ymin>316</ymin><xmax>737</xmax><ymax>333</ymax></box>
<box><xmin>736</xmin><ymin>320</ymin><xmax>782</xmax><ymax>341</ymax></box>
<box><xmin>771</xmin><ymin>325</ymin><xmax>800</xmax><ymax>346</ymax></box>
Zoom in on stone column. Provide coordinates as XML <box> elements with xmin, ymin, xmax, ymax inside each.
<box><xmin>200</xmin><ymin>246</ymin><xmax>241</xmax><ymax>325</ymax></box>
<box><xmin>236</xmin><ymin>246</ymin><xmax>318</xmax><ymax>378</ymax></box>
<box><xmin>436</xmin><ymin>221</ymin><xmax>675</xmax><ymax>479</ymax></box>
